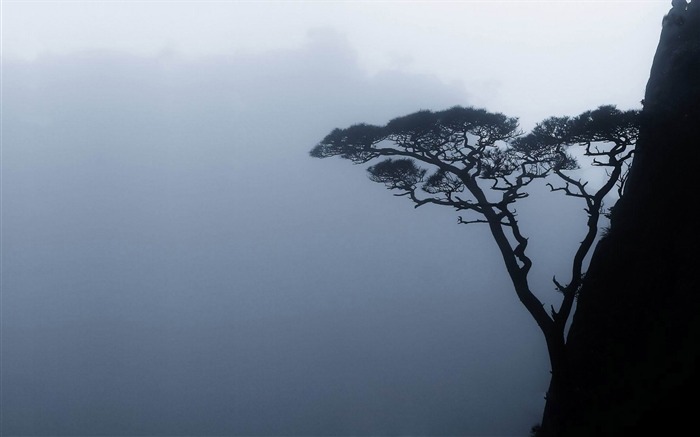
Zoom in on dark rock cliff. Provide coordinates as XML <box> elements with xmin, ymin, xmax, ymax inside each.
<box><xmin>563</xmin><ymin>1</ymin><xmax>700</xmax><ymax>435</ymax></box>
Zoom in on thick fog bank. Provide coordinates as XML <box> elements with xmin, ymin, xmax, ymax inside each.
<box><xmin>0</xmin><ymin>34</ymin><xmax>592</xmax><ymax>436</ymax></box>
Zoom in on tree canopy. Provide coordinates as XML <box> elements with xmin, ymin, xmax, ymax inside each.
<box><xmin>311</xmin><ymin>106</ymin><xmax>638</xmax><ymax>320</ymax></box>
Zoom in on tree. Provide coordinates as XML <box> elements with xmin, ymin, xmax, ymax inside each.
<box><xmin>310</xmin><ymin>104</ymin><xmax>639</xmax><ymax>436</ymax></box>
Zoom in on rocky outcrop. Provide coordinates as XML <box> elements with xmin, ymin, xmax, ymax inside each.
<box><xmin>563</xmin><ymin>1</ymin><xmax>700</xmax><ymax>435</ymax></box>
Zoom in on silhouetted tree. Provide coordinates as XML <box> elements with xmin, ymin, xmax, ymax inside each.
<box><xmin>310</xmin><ymin>105</ymin><xmax>639</xmax><ymax>436</ymax></box>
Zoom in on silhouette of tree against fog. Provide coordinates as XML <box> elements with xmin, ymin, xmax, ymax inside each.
<box><xmin>310</xmin><ymin>105</ymin><xmax>639</xmax><ymax>436</ymax></box>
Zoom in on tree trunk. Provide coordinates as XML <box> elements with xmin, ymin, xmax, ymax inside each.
<box><xmin>538</xmin><ymin>332</ymin><xmax>571</xmax><ymax>437</ymax></box>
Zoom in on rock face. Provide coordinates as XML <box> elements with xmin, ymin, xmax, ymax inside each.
<box><xmin>563</xmin><ymin>1</ymin><xmax>700</xmax><ymax>435</ymax></box>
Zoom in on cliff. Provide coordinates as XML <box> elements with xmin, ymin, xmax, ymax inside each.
<box><xmin>563</xmin><ymin>1</ymin><xmax>700</xmax><ymax>435</ymax></box>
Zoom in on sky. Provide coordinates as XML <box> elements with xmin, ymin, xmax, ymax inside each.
<box><xmin>1</xmin><ymin>1</ymin><xmax>671</xmax><ymax>436</ymax></box>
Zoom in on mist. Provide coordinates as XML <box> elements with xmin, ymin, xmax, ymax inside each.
<box><xmin>3</xmin><ymin>31</ymin><xmax>601</xmax><ymax>436</ymax></box>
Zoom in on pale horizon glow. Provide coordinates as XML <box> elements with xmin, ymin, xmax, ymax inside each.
<box><xmin>3</xmin><ymin>1</ymin><xmax>669</xmax><ymax>125</ymax></box>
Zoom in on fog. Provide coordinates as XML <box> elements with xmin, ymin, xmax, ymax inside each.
<box><xmin>1</xmin><ymin>2</ymin><xmax>665</xmax><ymax>435</ymax></box>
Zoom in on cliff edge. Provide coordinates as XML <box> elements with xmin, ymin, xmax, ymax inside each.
<box><xmin>564</xmin><ymin>1</ymin><xmax>700</xmax><ymax>435</ymax></box>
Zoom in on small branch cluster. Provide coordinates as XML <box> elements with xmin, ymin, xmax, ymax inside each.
<box><xmin>515</xmin><ymin>106</ymin><xmax>639</xmax><ymax>328</ymax></box>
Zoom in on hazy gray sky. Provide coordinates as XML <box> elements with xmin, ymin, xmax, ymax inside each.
<box><xmin>1</xmin><ymin>1</ymin><xmax>671</xmax><ymax>436</ymax></box>
<box><xmin>3</xmin><ymin>0</ymin><xmax>668</xmax><ymax>127</ymax></box>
